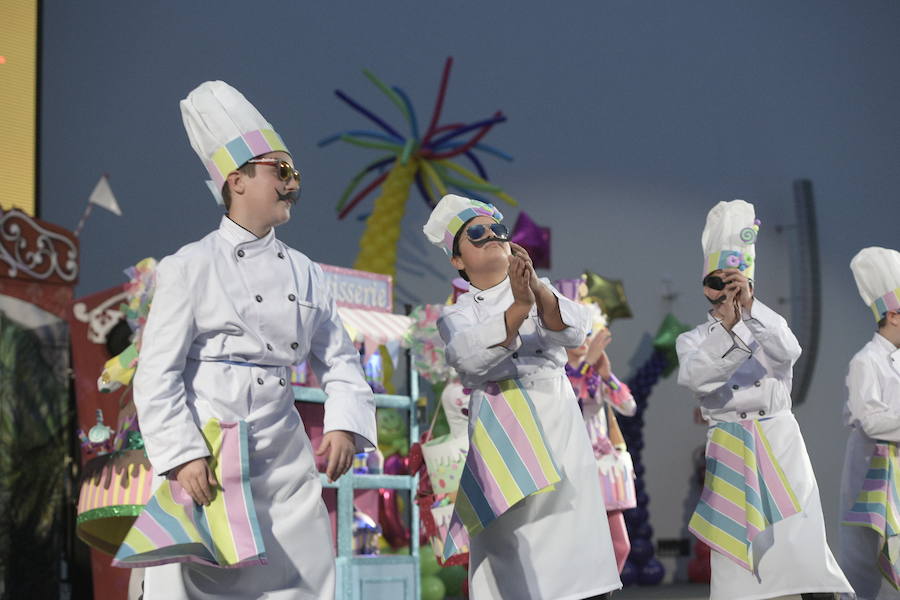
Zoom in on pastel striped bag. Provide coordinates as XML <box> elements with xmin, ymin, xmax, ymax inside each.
<box><xmin>842</xmin><ymin>441</ymin><xmax>900</xmax><ymax>590</ymax></box>
<box><xmin>442</xmin><ymin>379</ymin><xmax>561</xmax><ymax>561</ymax></box>
<box><xmin>112</xmin><ymin>419</ymin><xmax>266</xmax><ymax>569</ymax></box>
<box><xmin>688</xmin><ymin>419</ymin><xmax>801</xmax><ymax>574</ymax></box>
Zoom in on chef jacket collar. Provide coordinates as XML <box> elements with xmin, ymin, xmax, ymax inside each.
<box><xmin>468</xmin><ymin>276</ymin><xmax>511</xmax><ymax>304</ymax></box>
<box><xmin>218</xmin><ymin>216</ymin><xmax>277</xmax><ymax>259</ymax></box>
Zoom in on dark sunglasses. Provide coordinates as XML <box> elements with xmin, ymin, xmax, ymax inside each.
<box><xmin>246</xmin><ymin>158</ymin><xmax>301</xmax><ymax>184</ymax></box>
<box><xmin>465</xmin><ymin>222</ymin><xmax>510</xmax><ymax>242</ymax></box>
<box><xmin>702</xmin><ymin>274</ymin><xmax>727</xmax><ymax>291</ymax></box>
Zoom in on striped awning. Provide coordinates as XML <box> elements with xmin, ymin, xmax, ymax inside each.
<box><xmin>336</xmin><ymin>307</ymin><xmax>412</xmax><ymax>348</ymax></box>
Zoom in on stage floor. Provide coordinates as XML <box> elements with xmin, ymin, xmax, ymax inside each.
<box><xmin>616</xmin><ymin>583</ymin><xmax>710</xmax><ymax>599</ymax></box>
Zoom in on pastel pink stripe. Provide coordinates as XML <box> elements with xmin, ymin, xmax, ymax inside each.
<box><xmin>884</xmin><ymin>292</ymin><xmax>900</xmax><ymax>312</ymax></box>
<box><xmin>700</xmin><ymin>487</ymin><xmax>747</xmax><ymax>525</ymax></box>
<box><xmin>243</xmin><ymin>130</ymin><xmax>271</xmax><ymax>157</ymax></box>
<box><xmin>219</xmin><ymin>424</ymin><xmax>257</xmax><ymax>557</ymax></box>
<box><xmin>206</xmin><ymin>161</ymin><xmax>225</xmax><ymax>187</ymax></box>
<box><xmin>117</xmin><ymin>479</ymin><xmax>126</xmax><ymax>505</ymax></box>
<box><xmin>137</xmin><ymin>510</ymin><xmax>177</xmax><ymax>548</ymax></box>
<box><xmin>707</xmin><ymin>441</ymin><xmax>747</xmax><ymax>476</ymax></box>
<box><xmin>487</xmin><ymin>394</ymin><xmax>551</xmax><ymax>488</ymax></box>
<box><xmin>753</xmin><ymin>434</ymin><xmax>795</xmax><ymax>510</ymax></box>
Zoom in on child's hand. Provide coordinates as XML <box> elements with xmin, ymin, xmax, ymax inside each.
<box><xmin>509</xmin><ymin>242</ymin><xmax>540</xmax><ymax>290</ymax></box>
<box><xmin>317</xmin><ymin>430</ymin><xmax>356</xmax><ymax>483</ymax></box>
<box><xmin>508</xmin><ymin>252</ymin><xmax>535</xmax><ymax>308</ymax></box>
<box><xmin>586</xmin><ymin>328</ymin><xmax>612</xmax><ymax>366</ymax></box>
<box><xmin>169</xmin><ymin>457</ymin><xmax>218</xmax><ymax>506</ymax></box>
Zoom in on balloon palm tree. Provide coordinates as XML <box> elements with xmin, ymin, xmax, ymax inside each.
<box><xmin>320</xmin><ymin>57</ymin><xmax>517</xmax><ymax>279</ymax></box>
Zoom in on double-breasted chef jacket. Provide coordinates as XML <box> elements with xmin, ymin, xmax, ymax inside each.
<box><xmin>133</xmin><ymin>216</ymin><xmax>376</xmax><ymax>599</ymax></box>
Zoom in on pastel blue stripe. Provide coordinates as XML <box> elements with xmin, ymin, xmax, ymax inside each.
<box><xmin>239</xmin><ymin>421</ymin><xmax>265</xmax><ymax>552</ymax></box>
<box><xmin>477</xmin><ymin>398</ymin><xmax>536</xmax><ymax>497</ymax></box>
<box><xmin>458</xmin><ymin>465</ymin><xmax>496</xmax><ymax>527</ymax></box>
<box><xmin>693</xmin><ymin>501</ymin><xmax>748</xmax><ymax>542</ymax></box>
<box><xmin>225</xmin><ymin>136</ymin><xmax>254</xmax><ymax>168</ymax></box>
<box><xmin>142</xmin><ymin>497</ymin><xmax>196</xmax><ymax>545</ymax></box>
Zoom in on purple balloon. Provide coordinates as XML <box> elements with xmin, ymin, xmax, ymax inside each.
<box><xmin>632</xmin><ymin>521</ymin><xmax>654</xmax><ymax>540</ymax></box>
<box><xmin>636</xmin><ymin>491</ymin><xmax>649</xmax><ymax>507</ymax></box>
<box><xmin>620</xmin><ymin>559</ymin><xmax>638</xmax><ymax>586</ymax></box>
<box><xmin>628</xmin><ymin>538</ymin><xmax>654</xmax><ymax>566</ymax></box>
<box><xmin>383</xmin><ymin>454</ymin><xmax>408</xmax><ymax>475</ymax></box>
<box><xmin>638</xmin><ymin>558</ymin><xmax>666</xmax><ymax>586</ymax></box>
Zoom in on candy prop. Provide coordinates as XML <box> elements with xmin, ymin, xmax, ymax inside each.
<box><xmin>321</xmin><ymin>57</ymin><xmax>516</xmax><ymax>279</ymax></box>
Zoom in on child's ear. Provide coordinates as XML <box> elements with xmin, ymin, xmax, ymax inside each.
<box><xmin>450</xmin><ymin>255</ymin><xmax>465</xmax><ymax>270</ymax></box>
<box><xmin>226</xmin><ymin>171</ymin><xmax>245</xmax><ymax>195</ymax></box>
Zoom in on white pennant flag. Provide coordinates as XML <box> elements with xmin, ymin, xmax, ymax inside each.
<box><xmin>89</xmin><ymin>175</ymin><xmax>122</xmax><ymax>216</ymax></box>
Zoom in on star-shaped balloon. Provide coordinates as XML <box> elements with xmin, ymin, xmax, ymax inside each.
<box><xmin>582</xmin><ymin>270</ymin><xmax>632</xmax><ymax>321</ymax></box>
<box><xmin>510</xmin><ymin>211</ymin><xmax>551</xmax><ymax>269</ymax></box>
<box><xmin>652</xmin><ymin>313</ymin><xmax>692</xmax><ymax>376</ymax></box>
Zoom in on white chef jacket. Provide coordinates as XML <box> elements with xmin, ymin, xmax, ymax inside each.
<box><xmin>439</xmin><ymin>277</ymin><xmax>621</xmax><ymax>600</ymax></box>
<box><xmin>133</xmin><ymin>215</ymin><xmax>376</xmax><ymax>599</ymax></box>
<box><xmin>677</xmin><ymin>299</ymin><xmax>852</xmax><ymax>600</ymax></box>
<box><xmin>839</xmin><ymin>332</ymin><xmax>900</xmax><ymax>600</ymax></box>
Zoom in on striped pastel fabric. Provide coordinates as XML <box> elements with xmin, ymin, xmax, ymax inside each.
<box><xmin>442</xmin><ymin>379</ymin><xmax>561</xmax><ymax>561</ymax></box>
<box><xmin>688</xmin><ymin>420</ymin><xmax>801</xmax><ymax>573</ymax></box>
<box><xmin>871</xmin><ymin>289</ymin><xmax>900</xmax><ymax>321</ymax></box>
<box><xmin>112</xmin><ymin>419</ymin><xmax>266</xmax><ymax>569</ymax></box>
<box><xmin>440</xmin><ymin>203</ymin><xmax>504</xmax><ymax>255</ymax></box>
<box><xmin>842</xmin><ymin>442</ymin><xmax>900</xmax><ymax>590</ymax></box>
<box><xmin>204</xmin><ymin>129</ymin><xmax>288</xmax><ymax>189</ymax></box>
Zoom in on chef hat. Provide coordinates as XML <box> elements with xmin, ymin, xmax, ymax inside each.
<box><xmin>423</xmin><ymin>194</ymin><xmax>504</xmax><ymax>256</ymax></box>
<box><xmin>701</xmin><ymin>199</ymin><xmax>761</xmax><ymax>280</ymax></box>
<box><xmin>180</xmin><ymin>81</ymin><xmax>290</xmax><ymax>205</ymax></box>
<box><xmin>850</xmin><ymin>247</ymin><xmax>900</xmax><ymax>322</ymax></box>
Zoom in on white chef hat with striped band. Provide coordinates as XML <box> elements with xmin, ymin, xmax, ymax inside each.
<box><xmin>180</xmin><ymin>81</ymin><xmax>290</xmax><ymax>205</ymax></box>
<box><xmin>851</xmin><ymin>247</ymin><xmax>900</xmax><ymax>322</ymax></box>
<box><xmin>423</xmin><ymin>194</ymin><xmax>504</xmax><ymax>257</ymax></box>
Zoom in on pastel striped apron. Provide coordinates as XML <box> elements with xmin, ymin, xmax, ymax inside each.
<box><xmin>689</xmin><ymin>418</ymin><xmax>802</xmax><ymax>574</ymax></box>
<box><xmin>442</xmin><ymin>378</ymin><xmax>562</xmax><ymax>561</ymax></box>
<box><xmin>113</xmin><ymin>418</ymin><xmax>266</xmax><ymax>569</ymax></box>
<box><xmin>842</xmin><ymin>441</ymin><xmax>900</xmax><ymax>590</ymax></box>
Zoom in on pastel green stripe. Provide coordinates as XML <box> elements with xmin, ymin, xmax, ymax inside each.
<box><xmin>211</xmin><ymin>147</ymin><xmax>238</xmax><ymax>178</ymax></box>
<box><xmin>201</xmin><ymin>421</ymin><xmax>236</xmax><ymax>564</ymax></box>
<box><xmin>754</xmin><ymin>422</ymin><xmax>801</xmax><ymax>509</ymax></box>
<box><xmin>501</xmin><ymin>382</ymin><xmax>560</xmax><ymax>482</ymax></box>
<box><xmin>689</xmin><ymin>512</ymin><xmax>749</xmax><ymax>563</ymax></box>
<box><xmin>260</xmin><ymin>129</ymin><xmax>287</xmax><ymax>152</ymax></box>
<box><xmin>454</xmin><ymin>491</ymin><xmax>483</xmax><ymax>537</ymax></box>
<box><xmin>471</xmin><ymin>419</ymin><xmax>522</xmax><ymax>507</ymax></box>
<box><xmin>122</xmin><ymin>520</ymin><xmax>156</xmax><ymax>554</ymax></box>
<box><xmin>709</xmin><ymin>474</ymin><xmax>746</xmax><ymax>508</ymax></box>
<box><xmin>155</xmin><ymin>484</ymin><xmax>202</xmax><ymax>543</ymax></box>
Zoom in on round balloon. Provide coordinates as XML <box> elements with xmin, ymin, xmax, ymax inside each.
<box><xmin>638</xmin><ymin>557</ymin><xmax>666</xmax><ymax>585</ymax></box>
<box><xmin>438</xmin><ymin>564</ymin><xmax>467</xmax><ymax>596</ymax></box>
<box><xmin>628</xmin><ymin>537</ymin><xmax>654</xmax><ymax>565</ymax></box>
<box><xmin>421</xmin><ymin>574</ymin><xmax>446</xmax><ymax>600</ymax></box>
<box><xmin>620</xmin><ymin>559</ymin><xmax>638</xmax><ymax>586</ymax></box>
<box><xmin>419</xmin><ymin>545</ymin><xmax>442</xmax><ymax>577</ymax></box>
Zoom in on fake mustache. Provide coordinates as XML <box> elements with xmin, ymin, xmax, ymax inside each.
<box><xmin>275</xmin><ymin>188</ymin><xmax>299</xmax><ymax>205</ymax></box>
<box><xmin>470</xmin><ymin>236</ymin><xmax>509</xmax><ymax>248</ymax></box>
<box><xmin>706</xmin><ymin>294</ymin><xmax>727</xmax><ymax>305</ymax></box>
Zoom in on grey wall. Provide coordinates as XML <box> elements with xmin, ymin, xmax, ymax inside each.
<box><xmin>41</xmin><ymin>0</ymin><xmax>900</xmax><ymax>575</ymax></box>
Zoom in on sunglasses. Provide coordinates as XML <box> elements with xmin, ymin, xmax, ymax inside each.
<box><xmin>702</xmin><ymin>274</ymin><xmax>727</xmax><ymax>291</ymax></box>
<box><xmin>246</xmin><ymin>158</ymin><xmax>301</xmax><ymax>184</ymax></box>
<box><xmin>465</xmin><ymin>222</ymin><xmax>510</xmax><ymax>243</ymax></box>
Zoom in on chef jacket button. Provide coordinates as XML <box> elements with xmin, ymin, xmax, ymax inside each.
<box><xmin>754</xmin><ymin>381</ymin><xmax>761</xmax><ymax>387</ymax></box>
<box><xmin>740</xmin><ymin>412</ymin><xmax>747</xmax><ymax>419</ymax></box>
<box><xmin>257</xmin><ymin>377</ymin><xmax>264</xmax><ymax>385</ymax></box>
<box><xmin>731</xmin><ymin>384</ymin><xmax>739</xmax><ymax>390</ymax></box>
<box><xmin>279</xmin><ymin>378</ymin><xmax>286</xmax><ymax>386</ymax></box>
<box><xmin>476</xmin><ymin>296</ymin><xmax>484</xmax><ymax>302</ymax></box>
<box><xmin>758</xmin><ymin>410</ymin><xmax>766</xmax><ymax>416</ymax></box>
<box><xmin>255</xmin><ymin>295</ymin><xmax>263</xmax><ymax>302</ymax></box>
<box><xmin>237</xmin><ymin>249</ymin><xmax>245</xmax><ymax>258</ymax></box>
<box><xmin>512</xmin><ymin>352</ymin><xmax>519</xmax><ymax>359</ymax></box>
<box><xmin>535</xmin><ymin>349</ymin><xmax>543</xmax><ymax>354</ymax></box>
<box><xmin>288</xmin><ymin>294</ymin><xmax>296</xmax><ymax>302</ymax></box>
<box><xmin>278</xmin><ymin>252</ymin><xmax>285</xmax><ymax>259</ymax></box>
<box><xmin>266</xmin><ymin>343</ymin><xmax>273</xmax><ymax>351</ymax></box>
<box><xmin>291</xmin><ymin>342</ymin><xmax>299</xmax><ymax>349</ymax></box>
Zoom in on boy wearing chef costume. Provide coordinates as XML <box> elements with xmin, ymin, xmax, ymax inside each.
<box><xmin>676</xmin><ymin>199</ymin><xmax>851</xmax><ymax>600</ymax></box>
<box><xmin>132</xmin><ymin>81</ymin><xmax>376</xmax><ymax>599</ymax></box>
<box><xmin>839</xmin><ymin>247</ymin><xmax>900</xmax><ymax>600</ymax></box>
<box><xmin>423</xmin><ymin>194</ymin><xmax>621</xmax><ymax>600</ymax></box>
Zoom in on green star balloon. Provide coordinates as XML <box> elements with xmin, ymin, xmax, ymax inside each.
<box><xmin>582</xmin><ymin>270</ymin><xmax>633</xmax><ymax>321</ymax></box>
<box><xmin>652</xmin><ymin>313</ymin><xmax>692</xmax><ymax>376</ymax></box>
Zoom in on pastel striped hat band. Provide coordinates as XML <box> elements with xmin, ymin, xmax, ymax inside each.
<box><xmin>871</xmin><ymin>289</ymin><xmax>900</xmax><ymax>321</ymax></box>
<box><xmin>441</xmin><ymin>205</ymin><xmax>505</xmax><ymax>256</ymax></box>
<box><xmin>205</xmin><ymin>129</ymin><xmax>288</xmax><ymax>189</ymax></box>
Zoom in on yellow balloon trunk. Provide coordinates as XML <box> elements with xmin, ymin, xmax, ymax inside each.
<box><xmin>353</xmin><ymin>159</ymin><xmax>419</xmax><ymax>279</ymax></box>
